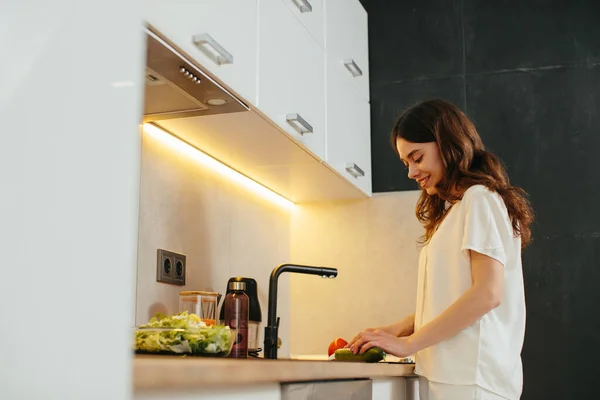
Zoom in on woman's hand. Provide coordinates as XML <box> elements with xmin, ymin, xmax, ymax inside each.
<box><xmin>347</xmin><ymin>328</ymin><xmax>416</xmax><ymax>358</ymax></box>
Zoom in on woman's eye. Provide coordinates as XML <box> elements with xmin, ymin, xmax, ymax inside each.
<box><xmin>415</xmin><ymin>156</ymin><xmax>423</xmax><ymax>164</ymax></box>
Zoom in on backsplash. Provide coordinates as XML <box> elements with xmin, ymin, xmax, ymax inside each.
<box><xmin>135</xmin><ymin>126</ymin><xmax>292</xmax><ymax>356</ymax></box>
<box><xmin>289</xmin><ymin>191</ymin><xmax>423</xmax><ymax>357</ymax></box>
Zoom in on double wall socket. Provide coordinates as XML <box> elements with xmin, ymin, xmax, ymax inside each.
<box><xmin>157</xmin><ymin>249</ymin><xmax>186</xmax><ymax>286</ymax></box>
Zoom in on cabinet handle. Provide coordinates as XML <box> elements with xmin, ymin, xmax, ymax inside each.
<box><xmin>291</xmin><ymin>0</ymin><xmax>312</xmax><ymax>13</ymax></box>
<box><xmin>345</xmin><ymin>163</ymin><xmax>365</xmax><ymax>178</ymax></box>
<box><xmin>286</xmin><ymin>113</ymin><xmax>313</xmax><ymax>135</ymax></box>
<box><xmin>343</xmin><ymin>59</ymin><xmax>363</xmax><ymax>77</ymax></box>
<box><xmin>192</xmin><ymin>33</ymin><xmax>234</xmax><ymax>65</ymax></box>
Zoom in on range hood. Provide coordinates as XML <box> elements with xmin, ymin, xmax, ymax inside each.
<box><xmin>142</xmin><ymin>28</ymin><xmax>249</xmax><ymax>122</ymax></box>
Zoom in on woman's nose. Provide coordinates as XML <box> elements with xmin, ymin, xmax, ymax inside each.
<box><xmin>408</xmin><ymin>164</ymin><xmax>419</xmax><ymax>180</ymax></box>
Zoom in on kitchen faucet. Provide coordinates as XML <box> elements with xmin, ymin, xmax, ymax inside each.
<box><xmin>264</xmin><ymin>263</ymin><xmax>338</xmax><ymax>359</ymax></box>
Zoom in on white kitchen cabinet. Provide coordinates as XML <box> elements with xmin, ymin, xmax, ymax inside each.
<box><xmin>325</xmin><ymin>0</ymin><xmax>370</xmax><ymax>102</ymax></box>
<box><xmin>3</xmin><ymin>0</ymin><xmax>144</xmax><ymax>398</ymax></box>
<box><xmin>143</xmin><ymin>0</ymin><xmax>258</xmax><ymax>104</ymax></box>
<box><xmin>326</xmin><ymin>54</ymin><xmax>372</xmax><ymax>196</ymax></box>
<box><xmin>136</xmin><ymin>384</ymin><xmax>282</xmax><ymax>400</ymax></box>
<box><xmin>258</xmin><ymin>0</ymin><xmax>326</xmax><ymax>161</ymax></box>
<box><xmin>372</xmin><ymin>378</ymin><xmax>409</xmax><ymax>400</ymax></box>
<box><xmin>281</xmin><ymin>0</ymin><xmax>325</xmax><ymax>49</ymax></box>
<box><xmin>141</xmin><ymin>0</ymin><xmax>371</xmax><ymax>201</ymax></box>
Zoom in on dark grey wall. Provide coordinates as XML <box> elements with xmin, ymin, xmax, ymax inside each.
<box><xmin>360</xmin><ymin>0</ymin><xmax>600</xmax><ymax>398</ymax></box>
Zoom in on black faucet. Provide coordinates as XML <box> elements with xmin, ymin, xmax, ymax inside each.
<box><xmin>263</xmin><ymin>263</ymin><xmax>338</xmax><ymax>359</ymax></box>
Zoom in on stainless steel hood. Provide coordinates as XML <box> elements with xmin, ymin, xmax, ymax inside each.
<box><xmin>142</xmin><ymin>28</ymin><xmax>249</xmax><ymax>122</ymax></box>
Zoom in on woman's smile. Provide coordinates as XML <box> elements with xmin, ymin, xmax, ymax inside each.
<box><xmin>417</xmin><ymin>176</ymin><xmax>429</xmax><ymax>188</ymax></box>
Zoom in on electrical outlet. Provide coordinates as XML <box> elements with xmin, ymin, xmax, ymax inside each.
<box><xmin>156</xmin><ymin>249</ymin><xmax>186</xmax><ymax>286</ymax></box>
<box><xmin>173</xmin><ymin>253</ymin><xmax>186</xmax><ymax>281</ymax></box>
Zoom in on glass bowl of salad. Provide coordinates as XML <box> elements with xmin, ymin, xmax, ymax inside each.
<box><xmin>134</xmin><ymin>312</ymin><xmax>236</xmax><ymax>357</ymax></box>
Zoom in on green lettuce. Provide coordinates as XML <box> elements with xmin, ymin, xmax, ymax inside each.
<box><xmin>135</xmin><ymin>312</ymin><xmax>233</xmax><ymax>355</ymax></box>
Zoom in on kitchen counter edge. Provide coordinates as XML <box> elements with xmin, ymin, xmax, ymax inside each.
<box><xmin>133</xmin><ymin>355</ymin><xmax>415</xmax><ymax>390</ymax></box>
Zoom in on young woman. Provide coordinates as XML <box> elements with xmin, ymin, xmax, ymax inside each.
<box><xmin>347</xmin><ymin>99</ymin><xmax>534</xmax><ymax>400</ymax></box>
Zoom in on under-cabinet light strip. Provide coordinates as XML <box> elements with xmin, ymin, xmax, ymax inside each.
<box><xmin>143</xmin><ymin>123</ymin><xmax>295</xmax><ymax>209</ymax></box>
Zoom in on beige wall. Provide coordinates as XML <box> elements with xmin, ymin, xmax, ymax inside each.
<box><xmin>135</xmin><ymin>127</ymin><xmax>292</xmax><ymax>356</ymax></box>
<box><xmin>289</xmin><ymin>191</ymin><xmax>423</xmax><ymax>357</ymax></box>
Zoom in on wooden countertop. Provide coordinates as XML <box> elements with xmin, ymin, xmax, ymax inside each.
<box><xmin>133</xmin><ymin>355</ymin><xmax>415</xmax><ymax>390</ymax></box>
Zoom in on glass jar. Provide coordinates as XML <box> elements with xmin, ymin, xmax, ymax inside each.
<box><xmin>178</xmin><ymin>291</ymin><xmax>219</xmax><ymax>326</ymax></box>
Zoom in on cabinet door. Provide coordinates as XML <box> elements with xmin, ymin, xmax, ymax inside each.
<box><xmin>282</xmin><ymin>380</ymin><xmax>372</xmax><ymax>400</ymax></box>
<box><xmin>258</xmin><ymin>0</ymin><xmax>326</xmax><ymax>161</ymax></box>
<box><xmin>143</xmin><ymin>0</ymin><xmax>258</xmax><ymax>104</ymax></box>
<box><xmin>326</xmin><ymin>59</ymin><xmax>372</xmax><ymax>196</ymax></box>
<box><xmin>325</xmin><ymin>0</ymin><xmax>369</xmax><ymax>101</ymax></box>
<box><xmin>281</xmin><ymin>0</ymin><xmax>325</xmax><ymax>48</ymax></box>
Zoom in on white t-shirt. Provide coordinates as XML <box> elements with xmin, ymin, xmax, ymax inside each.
<box><xmin>414</xmin><ymin>185</ymin><xmax>526</xmax><ymax>400</ymax></box>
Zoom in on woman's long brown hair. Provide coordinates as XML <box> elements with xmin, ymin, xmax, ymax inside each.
<box><xmin>390</xmin><ymin>99</ymin><xmax>534</xmax><ymax>248</ymax></box>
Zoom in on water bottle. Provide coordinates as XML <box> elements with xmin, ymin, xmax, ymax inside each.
<box><xmin>223</xmin><ymin>281</ymin><xmax>249</xmax><ymax>358</ymax></box>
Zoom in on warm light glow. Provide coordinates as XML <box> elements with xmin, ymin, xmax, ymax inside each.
<box><xmin>143</xmin><ymin>123</ymin><xmax>295</xmax><ymax>210</ymax></box>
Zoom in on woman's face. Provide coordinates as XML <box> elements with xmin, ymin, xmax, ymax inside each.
<box><xmin>396</xmin><ymin>138</ymin><xmax>444</xmax><ymax>195</ymax></box>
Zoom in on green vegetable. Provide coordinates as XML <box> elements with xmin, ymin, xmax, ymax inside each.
<box><xmin>333</xmin><ymin>347</ymin><xmax>386</xmax><ymax>363</ymax></box>
<box><xmin>135</xmin><ymin>312</ymin><xmax>233</xmax><ymax>355</ymax></box>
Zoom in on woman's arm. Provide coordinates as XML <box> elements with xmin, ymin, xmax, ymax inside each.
<box><xmin>406</xmin><ymin>250</ymin><xmax>503</xmax><ymax>352</ymax></box>
<box><xmin>346</xmin><ymin>313</ymin><xmax>415</xmax><ymax>350</ymax></box>
<box><xmin>381</xmin><ymin>313</ymin><xmax>415</xmax><ymax>337</ymax></box>
<box><xmin>350</xmin><ymin>250</ymin><xmax>504</xmax><ymax>357</ymax></box>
